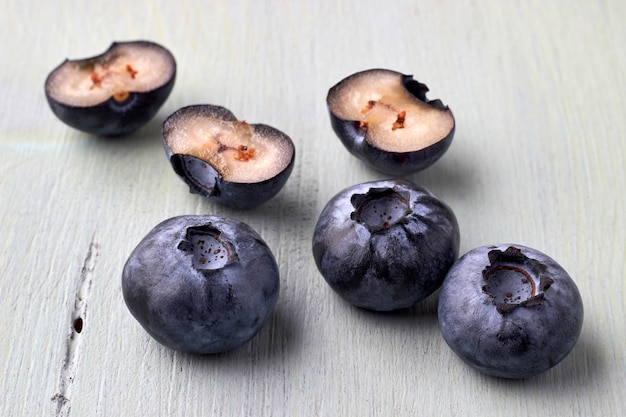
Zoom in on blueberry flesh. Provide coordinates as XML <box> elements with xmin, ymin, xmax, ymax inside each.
<box><xmin>162</xmin><ymin>104</ymin><xmax>295</xmax><ymax>209</ymax></box>
<box><xmin>122</xmin><ymin>215</ymin><xmax>280</xmax><ymax>354</ymax></box>
<box><xmin>45</xmin><ymin>40</ymin><xmax>176</xmax><ymax>136</ymax></box>
<box><xmin>312</xmin><ymin>179</ymin><xmax>460</xmax><ymax>311</ymax></box>
<box><xmin>438</xmin><ymin>244</ymin><xmax>584</xmax><ymax>379</ymax></box>
<box><xmin>327</xmin><ymin>69</ymin><xmax>455</xmax><ymax>175</ymax></box>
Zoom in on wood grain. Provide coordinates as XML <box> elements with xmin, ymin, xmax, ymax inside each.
<box><xmin>1</xmin><ymin>1</ymin><xmax>625</xmax><ymax>416</ymax></box>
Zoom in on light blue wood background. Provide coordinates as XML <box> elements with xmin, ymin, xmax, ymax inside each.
<box><xmin>1</xmin><ymin>1</ymin><xmax>624</xmax><ymax>416</ymax></box>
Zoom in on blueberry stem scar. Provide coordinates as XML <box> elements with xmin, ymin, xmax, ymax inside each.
<box><xmin>484</xmin><ymin>265</ymin><xmax>537</xmax><ymax>297</ymax></box>
<box><xmin>481</xmin><ymin>246</ymin><xmax>553</xmax><ymax>314</ymax></box>
<box><xmin>350</xmin><ymin>187</ymin><xmax>411</xmax><ymax>231</ymax></box>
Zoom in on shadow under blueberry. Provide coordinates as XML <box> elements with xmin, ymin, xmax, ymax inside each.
<box><xmin>346</xmin><ymin>141</ymin><xmax>477</xmax><ymax>200</ymax></box>
<box><xmin>347</xmin><ymin>289</ymin><xmax>441</xmax><ymax>332</ymax></box>
<box><xmin>460</xmin><ymin>321</ymin><xmax>603</xmax><ymax>392</ymax></box>
<box><xmin>86</xmin><ymin>114</ymin><xmax>166</xmax><ymax>153</ymax></box>
<box><xmin>413</xmin><ymin>155</ymin><xmax>474</xmax><ymax>193</ymax></box>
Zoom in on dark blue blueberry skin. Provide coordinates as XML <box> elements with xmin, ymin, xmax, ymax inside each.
<box><xmin>329</xmin><ymin>115</ymin><xmax>455</xmax><ymax>176</ymax></box>
<box><xmin>122</xmin><ymin>215</ymin><xmax>280</xmax><ymax>354</ymax></box>
<box><xmin>438</xmin><ymin>244</ymin><xmax>584</xmax><ymax>379</ymax></box>
<box><xmin>312</xmin><ymin>179</ymin><xmax>460</xmax><ymax>311</ymax></box>
<box><xmin>45</xmin><ymin>81</ymin><xmax>175</xmax><ymax>136</ymax></box>
<box><xmin>327</xmin><ymin>69</ymin><xmax>455</xmax><ymax>176</ymax></box>
<box><xmin>162</xmin><ymin>105</ymin><xmax>295</xmax><ymax>210</ymax></box>
<box><xmin>45</xmin><ymin>41</ymin><xmax>176</xmax><ymax>136</ymax></box>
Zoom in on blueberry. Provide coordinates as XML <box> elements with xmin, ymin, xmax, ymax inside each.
<box><xmin>312</xmin><ymin>179</ymin><xmax>460</xmax><ymax>311</ymax></box>
<box><xmin>327</xmin><ymin>69</ymin><xmax>455</xmax><ymax>175</ymax></box>
<box><xmin>162</xmin><ymin>104</ymin><xmax>295</xmax><ymax>209</ymax></box>
<box><xmin>122</xmin><ymin>215</ymin><xmax>280</xmax><ymax>354</ymax></box>
<box><xmin>438</xmin><ymin>244</ymin><xmax>584</xmax><ymax>378</ymax></box>
<box><xmin>45</xmin><ymin>40</ymin><xmax>176</xmax><ymax>136</ymax></box>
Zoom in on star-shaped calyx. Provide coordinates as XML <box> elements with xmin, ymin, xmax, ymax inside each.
<box><xmin>481</xmin><ymin>246</ymin><xmax>554</xmax><ymax>314</ymax></box>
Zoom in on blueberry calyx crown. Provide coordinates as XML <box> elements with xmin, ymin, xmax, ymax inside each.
<box><xmin>177</xmin><ymin>224</ymin><xmax>238</xmax><ymax>275</ymax></box>
<box><xmin>350</xmin><ymin>187</ymin><xmax>411</xmax><ymax>232</ymax></box>
<box><xmin>481</xmin><ymin>246</ymin><xmax>554</xmax><ymax>314</ymax></box>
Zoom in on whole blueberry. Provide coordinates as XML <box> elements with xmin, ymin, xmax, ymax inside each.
<box><xmin>438</xmin><ymin>244</ymin><xmax>584</xmax><ymax>379</ymax></box>
<box><xmin>312</xmin><ymin>179</ymin><xmax>460</xmax><ymax>311</ymax></box>
<box><xmin>122</xmin><ymin>215</ymin><xmax>280</xmax><ymax>354</ymax></box>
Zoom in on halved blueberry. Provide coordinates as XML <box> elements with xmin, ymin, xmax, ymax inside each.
<box><xmin>327</xmin><ymin>69</ymin><xmax>454</xmax><ymax>175</ymax></box>
<box><xmin>162</xmin><ymin>104</ymin><xmax>295</xmax><ymax>209</ymax></box>
<box><xmin>45</xmin><ymin>40</ymin><xmax>176</xmax><ymax>136</ymax></box>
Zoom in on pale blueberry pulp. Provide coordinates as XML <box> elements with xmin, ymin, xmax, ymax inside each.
<box><xmin>122</xmin><ymin>215</ymin><xmax>280</xmax><ymax>354</ymax></box>
<box><xmin>438</xmin><ymin>244</ymin><xmax>584</xmax><ymax>378</ymax></box>
<box><xmin>326</xmin><ymin>69</ymin><xmax>455</xmax><ymax>175</ymax></box>
<box><xmin>312</xmin><ymin>179</ymin><xmax>460</xmax><ymax>311</ymax></box>
<box><xmin>45</xmin><ymin>40</ymin><xmax>176</xmax><ymax>136</ymax></box>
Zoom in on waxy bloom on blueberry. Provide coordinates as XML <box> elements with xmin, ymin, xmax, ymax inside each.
<box><xmin>438</xmin><ymin>244</ymin><xmax>584</xmax><ymax>379</ymax></box>
<box><xmin>122</xmin><ymin>215</ymin><xmax>280</xmax><ymax>354</ymax></box>
<box><xmin>312</xmin><ymin>179</ymin><xmax>460</xmax><ymax>311</ymax></box>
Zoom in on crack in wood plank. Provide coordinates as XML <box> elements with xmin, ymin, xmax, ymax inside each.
<box><xmin>51</xmin><ymin>235</ymin><xmax>99</xmax><ymax>417</ymax></box>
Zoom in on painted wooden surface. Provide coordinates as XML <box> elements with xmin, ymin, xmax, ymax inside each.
<box><xmin>1</xmin><ymin>1</ymin><xmax>625</xmax><ymax>416</ymax></box>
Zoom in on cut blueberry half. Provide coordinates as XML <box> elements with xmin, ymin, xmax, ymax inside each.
<box><xmin>438</xmin><ymin>244</ymin><xmax>584</xmax><ymax>379</ymax></box>
<box><xmin>162</xmin><ymin>104</ymin><xmax>295</xmax><ymax>209</ymax></box>
<box><xmin>122</xmin><ymin>215</ymin><xmax>280</xmax><ymax>354</ymax></box>
<box><xmin>312</xmin><ymin>179</ymin><xmax>460</xmax><ymax>311</ymax></box>
<box><xmin>45</xmin><ymin>40</ymin><xmax>176</xmax><ymax>136</ymax></box>
<box><xmin>327</xmin><ymin>69</ymin><xmax>455</xmax><ymax>175</ymax></box>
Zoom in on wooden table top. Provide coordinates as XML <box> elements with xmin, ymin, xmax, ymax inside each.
<box><xmin>2</xmin><ymin>1</ymin><xmax>625</xmax><ymax>415</ymax></box>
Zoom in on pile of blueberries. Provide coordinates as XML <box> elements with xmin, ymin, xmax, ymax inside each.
<box><xmin>46</xmin><ymin>41</ymin><xmax>583</xmax><ymax>379</ymax></box>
